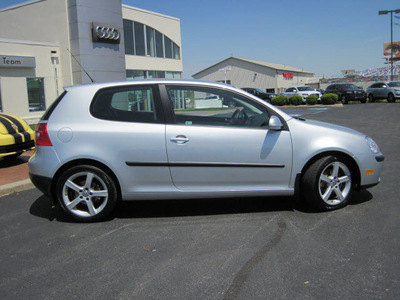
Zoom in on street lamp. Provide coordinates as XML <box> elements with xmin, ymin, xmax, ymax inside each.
<box><xmin>219</xmin><ymin>66</ymin><xmax>232</xmax><ymax>84</ymax></box>
<box><xmin>379</xmin><ymin>9</ymin><xmax>400</xmax><ymax>80</ymax></box>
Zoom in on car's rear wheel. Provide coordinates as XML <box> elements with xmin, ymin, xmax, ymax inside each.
<box><xmin>302</xmin><ymin>156</ymin><xmax>353</xmax><ymax>211</ymax></box>
<box><xmin>340</xmin><ymin>95</ymin><xmax>348</xmax><ymax>104</ymax></box>
<box><xmin>387</xmin><ymin>93</ymin><xmax>395</xmax><ymax>103</ymax></box>
<box><xmin>368</xmin><ymin>94</ymin><xmax>374</xmax><ymax>103</ymax></box>
<box><xmin>360</xmin><ymin>98</ymin><xmax>367</xmax><ymax>103</ymax></box>
<box><xmin>57</xmin><ymin>165</ymin><xmax>118</xmax><ymax>222</ymax></box>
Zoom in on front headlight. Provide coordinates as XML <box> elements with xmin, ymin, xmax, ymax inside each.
<box><xmin>365</xmin><ymin>136</ymin><xmax>380</xmax><ymax>153</ymax></box>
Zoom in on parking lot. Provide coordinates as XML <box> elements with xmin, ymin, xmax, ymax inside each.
<box><xmin>1</xmin><ymin>103</ymin><xmax>399</xmax><ymax>300</ymax></box>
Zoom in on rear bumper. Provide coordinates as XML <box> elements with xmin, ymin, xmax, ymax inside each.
<box><xmin>29</xmin><ymin>173</ymin><xmax>53</xmax><ymax>197</ymax></box>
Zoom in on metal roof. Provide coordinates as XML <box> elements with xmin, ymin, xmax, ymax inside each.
<box><xmin>192</xmin><ymin>57</ymin><xmax>314</xmax><ymax>77</ymax></box>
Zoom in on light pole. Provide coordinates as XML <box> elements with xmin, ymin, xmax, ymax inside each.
<box><xmin>219</xmin><ymin>66</ymin><xmax>232</xmax><ymax>84</ymax></box>
<box><xmin>379</xmin><ymin>9</ymin><xmax>400</xmax><ymax>81</ymax></box>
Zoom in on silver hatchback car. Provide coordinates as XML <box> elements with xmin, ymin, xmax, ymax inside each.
<box><xmin>29</xmin><ymin>80</ymin><xmax>384</xmax><ymax>222</ymax></box>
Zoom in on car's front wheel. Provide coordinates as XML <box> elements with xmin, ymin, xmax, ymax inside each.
<box><xmin>387</xmin><ymin>93</ymin><xmax>395</xmax><ymax>103</ymax></box>
<box><xmin>368</xmin><ymin>94</ymin><xmax>375</xmax><ymax>102</ymax></box>
<box><xmin>302</xmin><ymin>156</ymin><xmax>353</xmax><ymax>211</ymax></box>
<box><xmin>57</xmin><ymin>165</ymin><xmax>118</xmax><ymax>222</ymax></box>
<box><xmin>340</xmin><ymin>95</ymin><xmax>348</xmax><ymax>104</ymax></box>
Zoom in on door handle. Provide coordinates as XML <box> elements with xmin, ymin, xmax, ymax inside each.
<box><xmin>170</xmin><ymin>135</ymin><xmax>189</xmax><ymax>144</ymax></box>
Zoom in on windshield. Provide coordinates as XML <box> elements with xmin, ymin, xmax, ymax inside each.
<box><xmin>341</xmin><ymin>84</ymin><xmax>359</xmax><ymax>89</ymax></box>
<box><xmin>297</xmin><ymin>86</ymin><xmax>314</xmax><ymax>91</ymax></box>
<box><xmin>388</xmin><ymin>82</ymin><xmax>400</xmax><ymax>87</ymax></box>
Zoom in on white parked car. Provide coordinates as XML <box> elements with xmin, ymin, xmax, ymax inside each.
<box><xmin>284</xmin><ymin>86</ymin><xmax>322</xmax><ymax>102</ymax></box>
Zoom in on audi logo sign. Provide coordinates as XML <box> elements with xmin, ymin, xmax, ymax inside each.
<box><xmin>92</xmin><ymin>22</ymin><xmax>120</xmax><ymax>44</ymax></box>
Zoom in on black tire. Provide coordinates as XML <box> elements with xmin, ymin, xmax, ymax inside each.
<box><xmin>368</xmin><ymin>94</ymin><xmax>375</xmax><ymax>103</ymax></box>
<box><xmin>340</xmin><ymin>95</ymin><xmax>348</xmax><ymax>104</ymax></box>
<box><xmin>387</xmin><ymin>93</ymin><xmax>395</xmax><ymax>103</ymax></box>
<box><xmin>57</xmin><ymin>165</ymin><xmax>118</xmax><ymax>222</ymax></box>
<box><xmin>301</xmin><ymin>156</ymin><xmax>353</xmax><ymax>211</ymax></box>
<box><xmin>360</xmin><ymin>98</ymin><xmax>367</xmax><ymax>104</ymax></box>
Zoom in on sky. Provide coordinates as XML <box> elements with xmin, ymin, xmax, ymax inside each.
<box><xmin>1</xmin><ymin>0</ymin><xmax>400</xmax><ymax>78</ymax></box>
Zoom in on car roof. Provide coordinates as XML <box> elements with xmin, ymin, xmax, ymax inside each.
<box><xmin>64</xmin><ymin>79</ymin><xmax>235</xmax><ymax>91</ymax></box>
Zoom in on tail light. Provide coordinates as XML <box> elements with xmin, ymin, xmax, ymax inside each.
<box><xmin>35</xmin><ymin>123</ymin><xmax>52</xmax><ymax>146</ymax></box>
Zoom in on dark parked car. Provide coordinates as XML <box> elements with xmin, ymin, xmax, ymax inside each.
<box><xmin>366</xmin><ymin>81</ymin><xmax>400</xmax><ymax>103</ymax></box>
<box><xmin>242</xmin><ymin>88</ymin><xmax>277</xmax><ymax>102</ymax></box>
<box><xmin>324</xmin><ymin>84</ymin><xmax>367</xmax><ymax>104</ymax></box>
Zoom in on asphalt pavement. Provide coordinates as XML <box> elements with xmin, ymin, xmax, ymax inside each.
<box><xmin>0</xmin><ymin>103</ymin><xmax>399</xmax><ymax>300</ymax></box>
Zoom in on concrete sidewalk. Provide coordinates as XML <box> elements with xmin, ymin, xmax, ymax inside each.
<box><xmin>0</xmin><ymin>151</ymin><xmax>34</xmax><ymax>197</ymax></box>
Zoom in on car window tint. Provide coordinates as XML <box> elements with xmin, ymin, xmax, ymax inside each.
<box><xmin>166</xmin><ymin>86</ymin><xmax>270</xmax><ymax>129</ymax></box>
<box><xmin>91</xmin><ymin>85</ymin><xmax>160</xmax><ymax>123</ymax></box>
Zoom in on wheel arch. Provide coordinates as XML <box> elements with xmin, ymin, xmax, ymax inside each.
<box><xmin>295</xmin><ymin>151</ymin><xmax>361</xmax><ymax>198</ymax></box>
<box><xmin>50</xmin><ymin>159</ymin><xmax>122</xmax><ymax>205</ymax></box>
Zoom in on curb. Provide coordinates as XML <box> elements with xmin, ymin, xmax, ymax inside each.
<box><xmin>0</xmin><ymin>179</ymin><xmax>34</xmax><ymax>197</ymax></box>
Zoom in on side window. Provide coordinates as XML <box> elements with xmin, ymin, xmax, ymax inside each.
<box><xmin>166</xmin><ymin>85</ymin><xmax>270</xmax><ymax>129</ymax></box>
<box><xmin>91</xmin><ymin>85</ymin><xmax>161</xmax><ymax>123</ymax></box>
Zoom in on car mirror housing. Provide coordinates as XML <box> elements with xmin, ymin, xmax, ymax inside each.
<box><xmin>269</xmin><ymin>115</ymin><xmax>283</xmax><ymax>131</ymax></box>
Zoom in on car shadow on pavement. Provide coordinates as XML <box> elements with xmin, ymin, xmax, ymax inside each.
<box><xmin>0</xmin><ymin>155</ymin><xmax>30</xmax><ymax>168</ymax></box>
<box><xmin>29</xmin><ymin>190</ymin><xmax>373</xmax><ymax>222</ymax></box>
<box><xmin>113</xmin><ymin>196</ymin><xmax>296</xmax><ymax>220</ymax></box>
<box><xmin>29</xmin><ymin>195</ymin><xmax>296</xmax><ymax>222</ymax></box>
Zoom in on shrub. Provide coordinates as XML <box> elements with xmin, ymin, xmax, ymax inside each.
<box><xmin>321</xmin><ymin>93</ymin><xmax>338</xmax><ymax>105</ymax></box>
<box><xmin>288</xmin><ymin>95</ymin><xmax>303</xmax><ymax>106</ymax></box>
<box><xmin>271</xmin><ymin>95</ymin><xmax>288</xmax><ymax>106</ymax></box>
<box><xmin>306</xmin><ymin>94</ymin><xmax>318</xmax><ymax>105</ymax></box>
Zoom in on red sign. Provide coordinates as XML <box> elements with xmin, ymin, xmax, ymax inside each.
<box><xmin>283</xmin><ymin>72</ymin><xmax>294</xmax><ymax>79</ymax></box>
<box><xmin>384</xmin><ymin>41</ymin><xmax>400</xmax><ymax>61</ymax></box>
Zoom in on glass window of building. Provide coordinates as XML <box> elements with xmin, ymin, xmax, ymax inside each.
<box><xmin>27</xmin><ymin>78</ymin><xmax>46</xmax><ymax>112</ymax></box>
<box><xmin>123</xmin><ymin>19</ymin><xmax>180</xmax><ymax>60</ymax></box>
<box><xmin>127</xmin><ymin>70</ymin><xmax>146</xmax><ymax>80</ymax></box>
<box><xmin>155</xmin><ymin>31</ymin><xmax>164</xmax><ymax>58</ymax></box>
<box><xmin>173</xmin><ymin>43</ymin><xmax>180</xmax><ymax>59</ymax></box>
<box><xmin>134</xmin><ymin>22</ymin><xmax>145</xmax><ymax>56</ymax></box>
<box><xmin>127</xmin><ymin>70</ymin><xmax>180</xmax><ymax>79</ymax></box>
<box><xmin>123</xmin><ymin>19</ymin><xmax>134</xmax><ymax>55</ymax></box>
<box><xmin>164</xmin><ymin>36</ymin><xmax>173</xmax><ymax>59</ymax></box>
<box><xmin>146</xmin><ymin>26</ymin><xmax>155</xmax><ymax>57</ymax></box>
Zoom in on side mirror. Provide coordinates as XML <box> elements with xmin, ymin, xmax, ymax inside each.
<box><xmin>269</xmin><ymin>115</ymin><xmax>283</xmax><ymax>131</ymax></box>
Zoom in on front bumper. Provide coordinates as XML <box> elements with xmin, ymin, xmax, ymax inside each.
<box><xmin>357</xmin><ymin>153</ymin><xmax>384</xmax><ymax>188</ymax></box>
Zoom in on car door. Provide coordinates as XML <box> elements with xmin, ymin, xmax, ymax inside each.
<box><xmin>162</xmin><ymin>84</ymin><xmax>293</xmax><ymax>192</ymax></box>
<box><xmin>89</xmin><ymin>84</ymin><xmax>173</xmax><ymax>193</ymax></box>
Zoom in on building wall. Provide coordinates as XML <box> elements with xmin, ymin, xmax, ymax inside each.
<box><xmin>193</xmin><ymin>57</ymin><xmax>316</xmax><ymax>93</ymax></box>
<box><xmin>0</xmin><ymin>0</ymin><xmax>183</xmax><ymax>123</ymax></box>
<box><xmin>0</xmin><ymin>40</ymin><xmax>62</xmax><ymax>120</ymax></box>
<box><xmin>0</xmin><ymin>0</ymin><xmax>72</xmax><ymax>86</ymax></box>
<box><xmin>122</xmin><ymin>5</ymin><xmax>183</xmax><ymax>75</ymax></box>
<box><xmin>192</xmin><ymin>58</ymin><xmax>277</xmax><ymax>90</ymax></box>
<box><xmin>68</xmin><ymin>0</ymin><xmax>126</xmax><ymax>84</ymax></box>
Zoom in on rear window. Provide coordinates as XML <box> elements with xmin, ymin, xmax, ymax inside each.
<box><xmin>90</xmin><ymin>85</ymin><xmax>163</xmax><ymax>123</ymax></box>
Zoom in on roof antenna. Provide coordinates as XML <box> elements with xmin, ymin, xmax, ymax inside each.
<box><xmin>66</xmin><ymin>48</ymin><xmax>95</xmax><ymax>83</ymax></box>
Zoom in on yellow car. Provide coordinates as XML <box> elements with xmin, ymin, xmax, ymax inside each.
<box><xmin>0</xmin><ymin>112</ymin><xmax>35</xmax><ymax>158</ymax></box>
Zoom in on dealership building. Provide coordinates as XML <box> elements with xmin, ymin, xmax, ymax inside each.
<box><xmin>0</xmin><ymin>0</ymin><xmax>182</xmax><ymax>123</ymax></box>
<box><xmin>193</xmin><ymin>57</ymin><xmax>317</xmax><ymax>94</ymax></box>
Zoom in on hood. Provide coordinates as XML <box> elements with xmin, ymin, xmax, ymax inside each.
<box><xmin>293</xmin><ymin>117</ymin><xmax>363</xmax><ymax>137</ymax></box>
